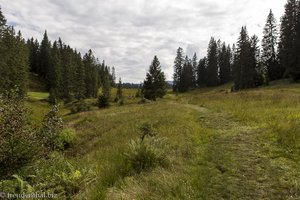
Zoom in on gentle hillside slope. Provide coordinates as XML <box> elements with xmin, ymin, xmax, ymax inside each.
<box><xmin>25</xmin><ymin>80</ymin><xmax>300</xmax><ymax>199</ymax></box>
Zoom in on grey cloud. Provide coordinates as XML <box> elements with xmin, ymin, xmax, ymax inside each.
<box><xmin>0</xmin><ymin>0</ymin><xmax>286</xmax><ymax>82</ymax></box>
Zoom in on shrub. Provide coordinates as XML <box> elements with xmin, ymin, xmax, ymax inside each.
<box><xmin>70</xmin><ymin>100</ymin><xmax>90</xmax><ymax>114</ymax></box>
<box><xmin>124</xmin><ymin>137</ymin><xmax>169</xmax><ymax>174</ymax></box>
<box><xmin>0</xmin><ymin>88</ymin><xmax>37</xmax><ymax>176</ymax></box>
<box><xmin>59</xmin><ymin>128</ymin><xmax>77</xmax><ymax>149</ymax></box>
<box><xmin>39</xmin><ymin>105</ymin><xmax>63</xmax><ymax>151</ymax></box>
<box><xmin>98</xmin><ymin>94</ymin><xmax>109</xmax><ymax>108</ymax></box>
<box><xmin>124</xmin><ymin>122</ymin><xmax>168</xmax><ymax>174</ymax></box>
<box><xmin>139</xmin><ymin>121</ymin><xmax>157</xmax><ymax>141</ymax></box>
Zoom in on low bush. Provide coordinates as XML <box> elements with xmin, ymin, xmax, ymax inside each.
<box><xmin>0</xmin><ymin>88</ymin><xmax>37</xmax><ymax>176</ymax></box>
<box><xmin>59</xmin><ymin>128</ymin><xmax>77</xmax><ymax>149</ymax></box>
<box><xmin>8</xmin><ymin>152</ymin><xmax>96</xmax><ymax>199</ymax></box>
<box><xmin>124</xmin><ymin>137</ymin><xmax>169</xmax><ymax>174</ymax></box>
<box><xmin>70</xmin><ymin>100</ymin><xmax>90</xmax><ymax>114</ymax></box>
<box><xmin>98</xmin><ymin>95</ymin><xmax>109</xmax><ymax>108</ymax></box>
<box><xmin>124</xmin><ymin>122</ymin><xmax>169</xmax><ymax>174</ymax></box>
<box><xmin>39</xmin><ymin>105</ymin><xmax>63</xmax><ymax>151</ymax></box>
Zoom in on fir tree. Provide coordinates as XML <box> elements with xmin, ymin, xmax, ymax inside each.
<box><xmin>192</xmin><ymin>53</ymin><xmax>198</xmax><ymax>87</ymax></box>
<box><xmin>0</xmin><ymin>24</ymin><xmax>28</xmax><ymax>95</ymax></box>
<box><xmin>206</xmin><ymin>37</ymin><xmax>219</xmax><ymax>87</ymax></box>
<box><xmin>48</xmin><ymin>41</ymin><xmax>61</xmax><ymax>102</ymax></box>
<box><xmin>234</xmin><ymin>27</ymin><xmax>260</xmax><ymax>90</ymax></box>
<box><xmin>143</xmin><ymin>56</ymin><xmax>167</xmax><ymax>101</ymax></box>
<box><xmin>27</xmin><ymin>38</ymin><xmax>40</xmax><ymax>73</ymax></box>
<box><xmin>219</xmin><ymin>43</ymin><xmax>231</xmax><ymax>84</ymax></box>
<box><xmin>115</xmin><ymin>77</ymin><xmax>123</xmax><ymax>102</ymax></box>
<box><xmin>278</xmin><ymin>0</ymin><xmax>298</xmax><ymax>80</ymax></box>
<box><xmin>83</xmin><ymin>49</ymin><xmax>98</xmax><ymax>98</ymax></box>
<box><xmin>173</xmin><ymin>47</ymin><xmax>184</xmax><ymax>92</ymax></box>
<box><xmin>262</xmin><ymin>10</ymin><xmax>282</xmax><ymax>81</ymax></box>
<box><xmin>39</xmin><ymin>31</ymin><xmax>52</xmax><ymax>81</ymax></box>
<box><xmin>74</xmin><ymin>52</ymin><xmax>86</xmax><ymax>100</ymax></box>
<box><xmin>181</xmin><ymin>56</ymin><xmax>193</xmax><ymax>92</ymax></box>
<box><xmin>197</xmin><ymin>57</ymin><xmax>207</xmax><ymax>86</ymax></box>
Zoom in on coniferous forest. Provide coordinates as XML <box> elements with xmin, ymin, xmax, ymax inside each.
<box><xmin>1</xmin><ymin>1</ymin><xmax>300</xmax><ymax>199</ymax></box>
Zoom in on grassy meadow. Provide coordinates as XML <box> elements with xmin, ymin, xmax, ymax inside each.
<box><xmin>10</xmin><ymin>80</ymin><xmax>300</xmax><ymax>199</ymax></box>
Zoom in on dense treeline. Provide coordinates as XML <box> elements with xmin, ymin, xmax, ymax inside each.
<box><xmin>27</xmin><ymin>32</ymin><xmax>116</xmax><ymax>103</ymax></box>
<box><xmin>0</xmin><ymin>7</ymin><xmax>116</xmax><ymax>102</ymax></box>
<box><xmin>173</xmin><ymin>39</ymin><xmax>233</xmax><ymax>92</ymax></box>
<box><xmin>0</xmin><ymin>9</ymin><xmax>28</xmax><ymax>95</ymax></box>
<box><xmin>174</xmin><ymin>0</ymin><xmax>300</xmax><ymax>92</ymax></box>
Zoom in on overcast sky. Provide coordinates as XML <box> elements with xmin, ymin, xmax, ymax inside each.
<box><xmin>0</xmin><ymin>0</ymin><xmax>286</xmax><ymax>83</ymax></box>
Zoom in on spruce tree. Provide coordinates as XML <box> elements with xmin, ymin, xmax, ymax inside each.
<box><xmin>102</xmin><ymin>73</ymin><xmax>111</xmax><ymax>99</ymax></box>
<box><xmin>0</xmin><ymin>7</ymin><xmax>6</xmax><ymax>36</ymax></box>
<box><xmin>0</xmin><ymin>20</ymin><xmax>28</xmax><ymax>95</ymax></box>
<box><xmin>181</xmin><ymin>56</ymin><xmax>193</xmax><ymax>92</ymax></box>
<box><xmin>83</xmin><ymin>50</ymin><xmax>98</xmax><ymax>98</ymax></box>
<box><xmin>234</xmin><ymin>27</ymin><xmax>260</xmax><ymax>90</ymax></box>
<box><xmin>27</xmin><ymin>38</ymin><xmax>40</xmax><ymax>73</ymax></box>
<box><xmin>48</xmin><ymin>41</ymin><xmax>62</xmax><ymax>103</ymax></box>
<box><xmin>192</xmin><ymin>53</ymin><xmax>198</xmax><ymax>87</ymax></box>
<box><xmin>206</xmin><ymin>37</ymin><xmax>219</xmax><ymax>87</ymax></box>
<box><xmin>262</xmin><ymin>10</ymin><xmax>282</xmax><ymax>81</ymax></box>
<box><xmin>197</xmin><ymin>57</ymin><xmax>207</xmax><ymax>86</ymax></box>
<box><xmin>143</xmin><ymin>56</ymin><xmax>167</xmax><ymax>101</ymax></box>
<box><xmin>173</xmin><ymin>47</ymin><xmax>184</xmax><ymax>92</ymax></box>
<box><xmin>219</xmin><ymin>43</ymin><xmax>231</xmax><ymax>84</ymax></box>
<box><xmin>251</xmin><ymin>35</ymin><xmax>264</xmax><ymax>86</ymax></box>
<box><xmin>115</xmin><ymin>77</ymin><xmax>123</xmax><ymax>102</ymax></box>
<box><xmin>39</xmin><ymin>31</ymin><xmax>52</xmax><ymax>81</ymax></box>
<box><xmin>74</xmin><ymin>52</ymin><xmax>86</xmax><ymax>100</ymax></box>
<box><xmin>278</xmin><ymin>0</ymin><xmax>298</xmax><ymax>80</ymax></box>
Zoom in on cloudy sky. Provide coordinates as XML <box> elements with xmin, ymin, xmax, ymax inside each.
<box><xmin>0</xmin><ymin>0</ymin><xmax>286</xmax><ymax>83</ymax></box>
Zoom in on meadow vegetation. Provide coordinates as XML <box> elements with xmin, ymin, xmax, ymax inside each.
<box><xmin>2</xmin><ymin>80</ymin><xmax>300</xmax><ymax>199</ymax></box>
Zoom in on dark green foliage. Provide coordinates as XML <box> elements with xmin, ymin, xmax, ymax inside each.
<box><xmin>180</xmin><ymin>56</ymin><xmax>194</xmax><ymax>92</ymax></box>
<box><xmin>74</xmin><ymin>53</ymin><xmax>86</xmax><ymax>100</ymax></box>
<box><xmin>98</xmin><ymin>94</ymin><xmax>110</xmax><ymax>108</ymax></box>
<box><xmin>233</xmin><ymin>27</ymin><xmax>262</xmax><ymax>90</ymax></box>
<box><xmin>39</xmin><ymin>105</ymin><xmax>63</xmax><ymax>151</ymax></box>
<box><xmin>0</xmin><ymin>17</ymin><xmax>29</xmax><ymax>95</ymax></box>
<box><xmin>0</xmin><ymin>7</ymin><xmax>6</xmax><ymax>29</ymax></box>
<box><xmin>197</xmin><ymin>57</ymin><xmax>207</xmax><ymax>86</ymax></box>
<box><xmin>70</xmin><ymin>100</ymin><xmax>91</xmax><ymax>114</ymax></box>
<box><xmin>124</xmin><ymin>122</ymin><xmax>168</xmax><ymax>174</ymax></box>
<box><xmin>49</xmin><ymin>41</ymin><xmax>62</xmax><ymax>97</ymax></box>
<box><xmin>173</xmin><ymin>47</ymin><xmax>184</xmax><ymax>92</ymax></box>
<box><xmin>115</xmin><ymin>77</ymin><xmax>123</xmax><ymax>102</ymax></box>
<box><xmin>102</xmin><ymin>73</ymin><xmax>111</xmax><ymax>99</ymax></box>
<box><xmin>39</xmin><ymin>31</ymin><xmax>52</xmax><ymax>80</ymax></box>
<box><xmin>192</xmin><ymin>53</ymin><xmax>198</xmax><ymax>87</ymax></box>
<box><xmin>0</xmin><ymin>88</ymin><xmax>36</xmax><ymax>176</ymax></box>
<box><xmin>278</xmin><ymin>0</ymin><xmax>299</xmax><ymax>80</ymax></box>
<box><xmin>262</xmin><ymin>10</ymin><xmax>283</xmax><ymax>81</ymax></box>
<box><xmin>83</xmin><ymin>50</ymin><xmax>99</xmax><ymax>98</ymax></box>
<box><xmin>48</xmin><ymin>88</ymin><xmax>59</xmax><ymax>105</ymax></box>
<box><xmin>139</xmin><ymin>122</ymin><xmax>157</xmax><ymax>141</ymax></box>
<box><xmin>27</xmin><ymin>38</ymin><xmax>40</xmax><ymax>73</ymax></box>
<box><xmin>219</xmin><ymin>43</ymin><xmax>232</xmax><ymax>84</ymax></box>
<box><xmin>143</xmin><ymin>56</ymin><xmax>167</xmax><ymax>100</ymax></box>
<box><xmin>206</xmin><ymin>37</ymin><xmax>219</xmax><ymax>87</ymax></box>
<box><xmin>251</xmin><ymin>35</ymin><xmax>264</xmax><ymax>87</ymax></box>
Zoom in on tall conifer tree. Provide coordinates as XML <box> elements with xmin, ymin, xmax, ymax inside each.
<box><xmin>143</xmin><ymin>56</ymin><xmax>167</xmax><ymax>100</ymax></box>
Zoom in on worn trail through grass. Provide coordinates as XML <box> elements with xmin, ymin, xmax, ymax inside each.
<box><xmin>183</xmin><ymin>102</ymin><xmax>297</xmax><ymax>199</ymax></box>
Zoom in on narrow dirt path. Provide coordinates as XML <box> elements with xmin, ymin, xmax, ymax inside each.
<box><xmin>184</xmin><ymin>103</ymin><xmax>297</xmax><ymax>200</ymax></box>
